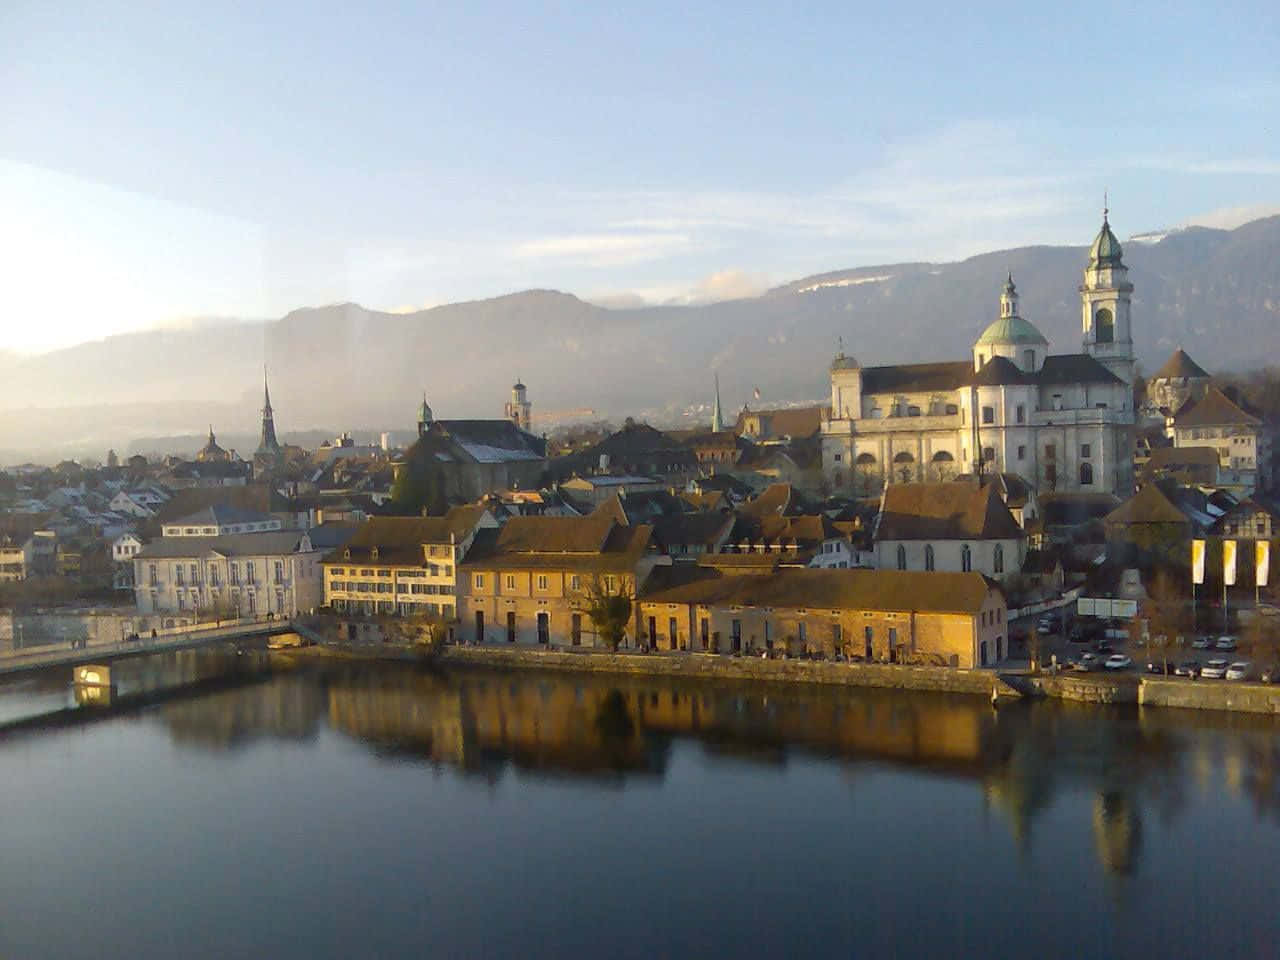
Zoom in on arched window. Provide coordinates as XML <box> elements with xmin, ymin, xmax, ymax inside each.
<box><xmin>897</xmin><ymin>545</ymin><xmax>907</xmax><ymax>570</ymax></box>
<box><xmin>1079</xmin><ymin>462</ymin><xmax>1094</xmax><ymax>486</ymax></box>
<box><xmin>893</xmin><ymin>451</ymin><xmax>915</xmax><ymax>464</ymax></box>
<box><xmin>925</xmin><ymin>544</ymin><xmax>935</xmax><ymax>571</ymax></box>
<box><xmin>961</xmin><ymin>544</ymin><xmax>972</xmax><ymax>572</ymax></box>
<box><xmin>855</xmin><ymin>452</ymin><xmax>877</xmax><ymax>465</ymax></box>
<box><xmin>993</xmin><ymin>543</ymin><xmax>1004</xmax><ymax>574</ymax></box>
<box><xmin>1094</xmin><ymin>308</ymin><xmax>1114</xmax><ymax>344</ymax></box>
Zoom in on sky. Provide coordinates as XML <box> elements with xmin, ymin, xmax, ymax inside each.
<box><xmin>2</xmin><ymin>0</ymin><xmax>1278</xmax><ymax>353</ymax></box>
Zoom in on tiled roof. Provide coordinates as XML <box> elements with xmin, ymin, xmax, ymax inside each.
<box><xmin>1152</xmin><ymin>348</ymin><xmax>1210</xmax><ymax>381</ymax></box>
<box><xmin>326</xmin><ymin>505</ymin><xmax>488</xmax><ymax>565</ymax></box>
<box><xmin>1174</xmin><ymin>386</ymin><xmax>1261</xmax><ymax>428</ymax></box>
<box><xmin>464</xmin><ymin>518</ymin><xmax>653</xmax><ymax>573</ymax></box>
<box><xmin>734</xmin><ymin>405</ymin><xmax>830</xmax><ymax>439</ymax></box>
<box><xmin>737</xmin><ymin>483</ymin><xmax>794</xmax><ymax>519</ymax></box>
<box><xmin>1103</xmin><ymin>484</ymin><xmax>1190</xmax><ymax>526</ymax></box>
<box><xmin>641</xmin><ymin>566</ymin><xmax>999</xmax><ymax>615</ymax></box>
<box><xmin>135</xmin><ymin>530</ymin><xmax>310</xmax><ymax>559</ymax></box>
<box><xmin>876</xmin><ymin>481</ymin><xmax>1024</xmax><ymax>541</ymax></box>
<box><xmin>651</xmin><ymin>512</ymin><xmax>735</xmax><ymax>551</ymax></box>
<box><xmin>167</xmin><ymin>505</ymin><xmax>275</xmax><ymax>528</ymax></box>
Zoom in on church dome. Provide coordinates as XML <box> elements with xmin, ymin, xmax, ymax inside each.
<box><xmin>975</xmin><ymin>314</ymin><xmax>1048</xmax><ymax>347</ymax></box>
<box><xmin>830</xmin><ymin>348</ymin><xmax>859</xmax><ymax>371</ymax></box>
<box><xmin>1089</xmin><ymin>215</ymin><xmax>1124</xmax><ymax>267</ymax></box>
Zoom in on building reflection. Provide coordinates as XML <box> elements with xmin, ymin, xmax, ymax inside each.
<box><xmin>130</xmin><ymin>659</ymin><xmax>1280</xmax><ymax>877</ymax></box>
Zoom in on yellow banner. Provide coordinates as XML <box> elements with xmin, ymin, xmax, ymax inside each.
<box><xmin>1258</xmin><ymin>540</ymin><xmax>1270</xmax><ymax>588</ymax></box>
<box><xmin>1191</xmin><ymin>539</ymin><xmax>1206</xmax><ymax>585</ymax></box>
<box><xmin>1224</xmin><ymin>539</ymin><xmax>1238</xmax><ymax>586</ymax></box>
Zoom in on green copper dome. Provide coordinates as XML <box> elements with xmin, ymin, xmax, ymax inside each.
<box><xmin>975</xmin><ymin>314</ymin><xmax>1048</xmax><ymax>347</ymax></box>
<box><xmin>1089</xmin><ymin>216</ymin><xmax>1124</xmax><ymax>267</ymax></box>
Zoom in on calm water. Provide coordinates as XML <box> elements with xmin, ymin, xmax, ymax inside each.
<box><xmin>2</xmin><ymin>654</ymin><xmax>1279</xmax><ymax>959</ymax></box>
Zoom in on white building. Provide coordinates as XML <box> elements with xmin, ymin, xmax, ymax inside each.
<box><xmin>822</xmin><ymin>213</ymin><xmax>1137</xmax><ymax>498</ymax></box>
<box><xmin>872</xmin><ymin>481</ymin><xmax>1027</xmax><ymax>581</ymax></box>
<box><xmin>134</xmin><ymin>529</ymin><xmax>326</xmax><ymax>618</ymax></box>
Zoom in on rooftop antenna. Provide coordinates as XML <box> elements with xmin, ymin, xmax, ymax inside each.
<box><xmin>1103</xmin><ymin>189</ymin><xmax>1109</xmax><ymax>221</ymax></box>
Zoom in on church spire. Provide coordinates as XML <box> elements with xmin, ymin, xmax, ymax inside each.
<box><xmin>256</xmin><ymin>368</ymin><xmax>281</xmax><ymax>455</ymax></box>
<box><xmin>711</xmin><ymin>374</ymin><xmax>724</xmax><ymax>433</ymax></box>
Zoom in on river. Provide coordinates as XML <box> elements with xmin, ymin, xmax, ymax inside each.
<box><xmin>1</xmin><ymin>654</ymin><xmax>1278</xmax><ymax>958</ymax></box>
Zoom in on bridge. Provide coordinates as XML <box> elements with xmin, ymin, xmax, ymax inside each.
<box><xmin>0</xmin><ymin>617</ymin><xmax>306</xmax><ymax>679</ymax></box>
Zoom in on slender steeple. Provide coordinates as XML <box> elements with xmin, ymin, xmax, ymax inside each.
<box><xmin>256</xmin><ymin>368</ymin><xmax>281</xmax><ymax>455</ymax></box>
<box><xmin>711</xmin><ymin>374</ymin><xmax>725</xmax><ymax>433</ymax></box>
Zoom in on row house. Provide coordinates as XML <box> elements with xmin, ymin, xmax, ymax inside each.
<box><xmin>460</xmin><ymin>514</ymin><xmax>665</xmax><ymax>648</ymax></box>
<box><xmin>638</xmin><ymin>566</ymin><xmax>1008</xmax><ymax>667</ymax></box>
<box><xmin>322</xmin><ymin>505</ymin><xmax>495</xmax><ymax>618</ymax></box>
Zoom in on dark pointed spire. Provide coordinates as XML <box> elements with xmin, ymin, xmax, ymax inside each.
<box><xmin>256</xmin><ymin>368</ymin><xmax>280</xmax><ymax>456</ymax></box>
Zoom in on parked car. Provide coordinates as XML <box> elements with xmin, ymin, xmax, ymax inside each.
<box><xmin>1037</xmin><ymin>615</ymin><xmax>1059</xmax><ymax>635</ymax></box>
<box><xmin>1191</xmin><ymin>636</ymin><xmax>1214</xmax><ymax>650</ymax></box>
<box><xmin>1104</xmin><ymin>654</ymin><xmax>1133</xmax><ymax>671</ymax></box>
<box><xmin>1215</xmin><ymin>636</ymin><xmax>1239</xmax><ymax>652</ymax></box>
<box><xmin>1145</xmin><ymin>661</ymin><xmax>1167</xmax><ymax>674</ymax></box>
<box><xmin>1260</xmin><ymin>664</ymin><xmax>1278</xmax><ymax>684</ymax></box>
<box><xmin>1095</xmin><ymin>638</ymin><xmax>1114</xmax><ymax>653</ymax></box>
<box><xmin>1201</xmin><ymin>659</ymin><xmax>1230</xmax><ymax>679</ymax></box>
<box><xmin>1225</xmin><ymin>662</ymin><xmax>1252</xmax><ymax>681</ymax></box>
<box><xmin>1174</xmin><ymin>661</ymin><xmax>1200</xmax><ymax>678</ymax></box>
<box><xmin>1076</xmin><ymin>652</ymin><xmax>1102</xmax><ymax>672</ymax></box>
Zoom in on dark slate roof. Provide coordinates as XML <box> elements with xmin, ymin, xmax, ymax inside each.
<box><xmin>1152</xmin><ymin>348</ymin><xmax>1210</xmax><ymax>381</ymax></box>
<box><xmin>862</xmin><ymin>361</ymin><xmax>972</xmax><ymax>395</ymax></box>
<box><xmin>968</xmin><ymin>356</ymin><xmax>1031</xmax><ymax>387</ymax></box>
<box><xmin>651</xmin><ymin>512</ymin><xmax>735</xmax><ymax>552</ymax></box>
<box><xmin>307</xmin><ymin>522</ymin><xmax>359</xmax><ymax>551</ymax></box>
<box><xmin>1038</xmin><ymin>493</ymin><xmax>1121</xmax><ymax>527</ymax></box>
<box><xmin>1174</xmin><ymin>386</ymin><xmax>1261</xmax><ymax>428</ymax></box>
<box><xmin>876</xmin><ymin>482</ymin><xmax>1024</xmax><ymax>541</ymax></box>
<box><xmin>136</xmin><ymin>530</ymin><xmax>310</xmax><ymax>559</ymax></box>
<box><xmin>641</xmin><ymin>567</ymin><xmax>1000</xmax><ymax>615</ymax></box>
<box><xmin>1036</xmin><ymin>354</ymin><xmax>1122</xmax><ymax>385</ymax></box>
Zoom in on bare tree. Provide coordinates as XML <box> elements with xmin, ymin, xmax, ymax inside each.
<box><xmin>581</xmin><ymin>575</ymin><xmax>634</xmax><ymax>651</ymax></box>
<box><xmin>1145</xmin><ymin>568</ymin><xmax>1190</xmax><ymax>674</ymax></box>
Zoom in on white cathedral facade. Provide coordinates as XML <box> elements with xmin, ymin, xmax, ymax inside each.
<box><xmin>822</xmin><ymin>212</ymin><xmax>1136</xmax><ymax>498</ymax></box>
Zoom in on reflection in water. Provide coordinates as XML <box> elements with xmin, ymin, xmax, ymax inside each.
<box><xmin>15</xmin><ymin>656</ymin><xmax>1280</xmax><ymax>880</ymax></box>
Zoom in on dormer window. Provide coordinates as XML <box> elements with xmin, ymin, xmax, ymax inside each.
<box><xmin>343</xmin><ymin>548</ymin><xmax>351</xmax><ymax>560</ymax></box>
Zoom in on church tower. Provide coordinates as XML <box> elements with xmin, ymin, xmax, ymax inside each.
<box><xmin>256</xmin><ymin>372</ymin><xmax>281</xmax><ymax>456</ymax></box>
<box><xmin>1081</xmin><ymin>205</ymin><xmax>1135</xmax><ymax>385</ymax></box>
<box><xmin>711</xmin><ymin>374</ymin><xmax>725</xmax><ymax>433</ymax></box>
<box><xmin>505</xmin><ymin>381</ymin><xmax>532</xmax><ymax>432</ymax></box>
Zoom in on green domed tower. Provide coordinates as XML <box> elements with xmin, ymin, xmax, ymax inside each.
<box><xmin>972</xmin><ymin>274</ymin><xmax>1048</xmax><ymax>373</ymax></box>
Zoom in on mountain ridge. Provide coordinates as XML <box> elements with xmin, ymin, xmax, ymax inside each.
<box><xmin>3</xmin><ymin>215</ymin><xmax>1278</xmax><ymax>462</ymax></box>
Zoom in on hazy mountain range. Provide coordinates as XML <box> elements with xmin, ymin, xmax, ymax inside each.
<box><xmin>3</xmin><ymin>215</ymin><xmax>1278</xmax><ymax>464</ymax></box>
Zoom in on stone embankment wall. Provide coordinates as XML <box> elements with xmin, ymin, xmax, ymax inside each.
<box><xmin>1139</xmin><ymin>678</ymin><xmax>1280</xmax><ymax>715</ymax></box>
<box><xmin>1027</xmin><ymin>674</ymin><xmax>1139</xmax><ymax>704</ymax></box>
<box><xmin>437</xmin><ymin>646</ymin><xmax>1020</xmax><ymax>698</ymax></box>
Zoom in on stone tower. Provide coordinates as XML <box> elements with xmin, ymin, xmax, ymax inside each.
<box><xmin>505</xmin><ymin>380</ymin><xmax>532</xmax><ymax>432</ymax></box>
<box><xmin>1081</xmin><ymin>205</ymin><xmax>1135</xmax><ymax>386</ymax></box>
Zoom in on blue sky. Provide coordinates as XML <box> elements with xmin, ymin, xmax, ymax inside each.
<box><xmin>2</xmin><ymin>0</ymin><xmax>1278</xmax><ymax>352</ymax></box>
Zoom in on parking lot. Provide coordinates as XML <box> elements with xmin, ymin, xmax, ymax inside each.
<box><xmin>1010</xmin><ymin>607</ymin><xmax>1276</xmax><ymax>682</ymax></box>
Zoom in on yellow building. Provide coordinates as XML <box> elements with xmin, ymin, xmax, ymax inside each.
<box><xmin>638</xmin><ymin>566</ymin><xmax>1007</xmax><ymax>667</ymax></box>
<box><xmin>323</xmin><ymin>505</ymin><xmax>493</xmax><ymax>618</ymax></box>
<box><xmin>460</xmin><ymin>513</ymin><xmax>664</xmax><ymax>647</ymax></box>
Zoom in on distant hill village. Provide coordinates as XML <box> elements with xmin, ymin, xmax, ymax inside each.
<box><xmin>3</xmin><ymin>210</ymin><xmax>1278</xmax><ymax>668</ymax></box>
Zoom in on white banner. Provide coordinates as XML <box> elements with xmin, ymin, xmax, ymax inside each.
<box><xmin>1224</xmin><ymin>539</ymin><xmax>1238</xmax><ymax>587</ymax></box>
<box><xmin>1258</xmin><ymin>540</ymin><xmax>1270</xmax><ymax>587</ymax></box>
<box><xmin>1192</xmin><ymin>539</ymin><xmax>1206</xmax><ymax>585</ymax></box>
